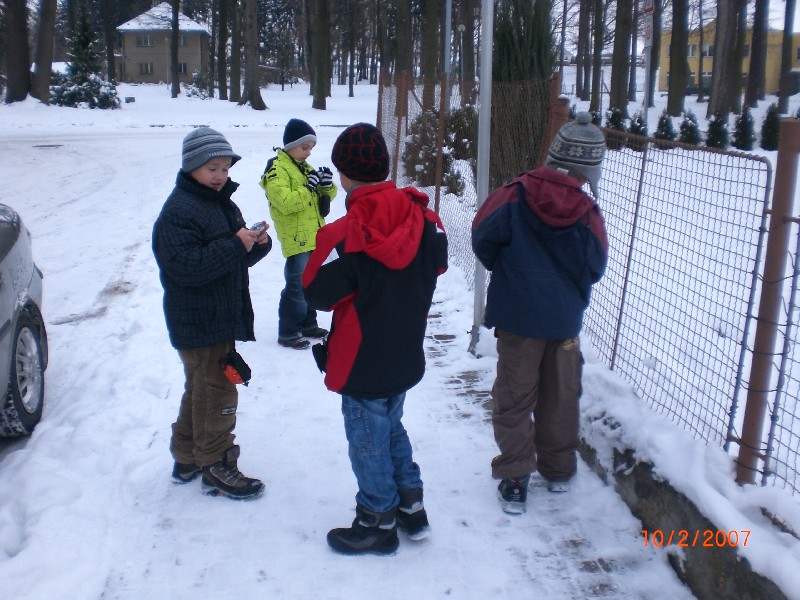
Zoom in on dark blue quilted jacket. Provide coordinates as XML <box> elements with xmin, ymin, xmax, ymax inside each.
<box><xmin>152</xmin><ymin>171</ymin><xmax>271</xmax><ymax>350</ymax></box>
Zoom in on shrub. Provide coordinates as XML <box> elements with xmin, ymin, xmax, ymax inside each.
<box><xmin>627</xmin><ymin>110</ymin><xmax>648</xmax><ymax>151</ymax></box>
<box><xmin>654</xmin><ymin>110</ymin><xmax>677</xmax><ymax>148</ymax></box>
<box><xmin>732</xmin><ymin>108</ymin><xmax>756</xmax><ymax>151</ymax></box>
<box><xmin>605</xmin><ymin>107</ymin><xmax>627</xmax><ymax>150</ymax></box>
<box><xmin>705</xmin><ymin>113</ymin><xmax>729</xmax><ymax>149</ymax></box>
<box><xmin>678</xmin><ymin>111</ymin><xmax>701</xmax><ymax>145</ymax></box>
<box><xmin>402</xmin><ymin>110</ymin><xmax>465</xmax><ymax>195</ymax></box>
<box><xmin>761</xmin><ymin>104</ymin><xmax>780</xmax><ymax>151</ymax></box>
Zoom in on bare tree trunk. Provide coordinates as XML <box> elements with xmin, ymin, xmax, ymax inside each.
<box><xmin>577</xmin><ymin>0</ymin><xmax>591</xmax><ymax>100</ymax></box>
<box><xmin>241</xmin><ymin>0</ymin><xmax>265</xmax><ymax>109</ymax></box>
<box><xmin>31</xmin><ymin>0</ymin><xmax>58</xmax><ymax>103</ymax></box>
<box><xmin>395</xmin><ymin>0</ymin><xmax>413</xmax><ymax>82</ymax></box>
<box><xmin>778</xmin><ymin>0</ymin><xmax>795</xmax><ymax>113</ymax></box>
<box><xmin>4</xmin><ymin>0</ymin><xmax>31</xmax><ymax>103</ymax></box>
<box><xmin>610</xmin><ymin>0</ymin><xmax>632</xmax><ymax>117</ymax></box>
<box><xmin>230</xmin><ymin>0</ymin><xmax>242</xmax><ymax>102</ymax></box>
<box><xmin>218</xmin><ymin>0</ymin><xmax>229</xmax><ymax>100</ymax></box>
<box><xmin>628</xmin><ymin>0</ymin><xmax>638</xmax><ymax>102</ymax></box>
<box><xmin>648</xmin><ymin>0</ymin><xmax>662</xmax><ymax>108</ymax></box>
<box><xmin>348</xmin><ymin>0</ymin><xmax>356</xmax><ymax>97</ymax></box>
<box><xmin>745</xmin><ymin>0</ymin><xmax>768</xmax><ymax>107</ymax></box>
<box><xmin>310</xmin><ymin>0</ymin><xmax>330</xmax><ymax>109</ymax></box>
<box><xmin>667</xmin><ymin>0</ymin><xmax>688</xmax><ymax>116</ymax></box>
<box><xmin>98</xmin><ymin>0</ymin><xmax>115</xmax><ymax>83</ymax></box>
<box><xmin>697</xmin><ymin>0</ymin><xmax>705</xmax><ymax>102</ymax></box>
<box><xmin>171</xmin><ymin>0</ymin><xmax>181</xmax><ymax>98</ymax></box>
<box><xmin>209</xmin><ymin>6</ymin><xmax>217</xmax><ymax>97</ymax></box>
<box><xmin>589</xmin><ymin>0</ymin><xmax>604</xmax><ymax>116</ymax></box>
<box><xmin>421</xmin><ymin>0</ymin><xmax>438</xmax><ymax>110</ymax></box>
<box><xmin>462</xmin><ymin>0</ymin><xmax>476</xmax><ymax>105</ymax></box>
<box><xmin>707</xmin><ymin>0</ymin><xmax>738</xmax><ymax>119</ymax></box>
<box><xmin>730</xmin><ymin>0</ymin><xmax>747</xmax><ymax>115</ymax></box>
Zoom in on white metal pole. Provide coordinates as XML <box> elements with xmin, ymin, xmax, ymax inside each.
<box><xmin>468</xmin><ymin>0</ymin><xmax>495</xmax><ymax>356</ymax></box>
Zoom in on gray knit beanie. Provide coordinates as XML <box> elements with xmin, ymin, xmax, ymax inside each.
<box><xmin>545</xmin><ymin>112</ymin><xmax>606</xmax><ymax>198</ymax></box>
<box><xmin>181</xmin><ymin>127</ymin><xmax>241</xmax><ymax>173</ymax></box>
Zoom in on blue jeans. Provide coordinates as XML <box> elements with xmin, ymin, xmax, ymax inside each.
<box><xmin>278</xmin><ymin>251</ymin><xmax>317</xmax><ymax>339</ymax></box>
<box><xmin>341</xmin><ymin>393</ymin><xmax>423</xmax><ymax>513</ymax></box>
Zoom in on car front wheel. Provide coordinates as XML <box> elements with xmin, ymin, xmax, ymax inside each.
<box><xmin>0</xmin><ymin>313</ymin><xmax>45</xmax><ymax>437</ymax></box>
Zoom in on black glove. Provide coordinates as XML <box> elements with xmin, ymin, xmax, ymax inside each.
<box><xmin>318</xmin><ymin>166</ymin><xmax>334</xmax><ymax>189</ymax></box>
<box><xmin>306</xmin><ymin>170</ymin><xmax>320</xmax><ymax>192</ymax></box>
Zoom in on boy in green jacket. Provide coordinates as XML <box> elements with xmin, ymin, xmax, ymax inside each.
<box><xmin>259</xmin><ymin>118</ymin><xmax>338</xmax><ymax>349</ymax></box>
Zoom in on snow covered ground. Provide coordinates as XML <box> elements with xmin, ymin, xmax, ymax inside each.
<box><xmin>0</xmin><ymin>81</ymin><xmax>797</xmax><ymax>600</ymax></box>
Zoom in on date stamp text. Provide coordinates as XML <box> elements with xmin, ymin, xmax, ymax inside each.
<box><xmin>642</xmin><ymin>529</ymin><xmax>751</xmax><ymax>548</ymax></box>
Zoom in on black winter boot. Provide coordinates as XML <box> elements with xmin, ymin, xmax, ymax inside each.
<box><xmin>327</xmin><ymin>505</ymin><xmax>399</xmax><ymax>555</ymax></box>
<box><xmin>498</xmin><ymin>475</ymin><xmax>530</xmax><ymax>514</ymax></box>
<box><xmin>201</xmin><ymin>445</ymin><xmax>264</xmax><ymax>500</ymax></box>
<box><xmin>397</xmin><ymin>488</ymin><xmax>430</xmax><ymax>541</ymax></box>
<box><xmin>172</xmin><ymin>461</ymin><xmax>202</xmax><ymax>484</ymax></box>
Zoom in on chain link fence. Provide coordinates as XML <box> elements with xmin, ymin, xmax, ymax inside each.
<box><xmin>377</xmin><ymin>75</ymin><xmax>800</xmax><ymax>498</ymax></box>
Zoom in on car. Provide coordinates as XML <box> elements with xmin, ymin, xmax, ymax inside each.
<box><xmin>0</xmin><ymin>204</ymin><xmax>48</xmax><ymax>437</ymax></box>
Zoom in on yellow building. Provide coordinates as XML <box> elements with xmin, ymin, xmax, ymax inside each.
<box><xmin>116</xmin><ymin>2</ymin><xmax>209</xmax><ymax>84</ymax></box>
<box><xmin>658</xmin><ymin>20</ymin><xmax>800</xmax><ymax>94</ymax></box>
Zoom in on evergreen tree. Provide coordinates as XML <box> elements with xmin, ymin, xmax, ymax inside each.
<box><xmin>627</xmin><ymin>110</ymin><xmax>648</xmax><ymax>151</ymax></box>
<box><xmin>732</xmin><ymin>108</ymin><xmax>756</xmax><ymax>151</ymax></box>
<box><xmin>678</xmin><ymin>111</ymin><xmax>701</xmax><ymax>145</ymax></box>
<box><xmin>654</xmin><ymin>110</ymin><xmax>677</xmax><ymax>148</ymax></box>
<box><xmin>705</xmin><ymin>113</ymin><xmax>729</xmax><ymax>149</ymax></box>
<box><xmin>605</xmin><ymin>107</ymin><xmax>627</xmax><ymax>149</ymax></box>
<box><xmin>50</xmin><ymin>4</ymin><xmax>119</xmax><ymax>109</ymax></box>
<box><xmin>402</xmin><ymin>110</ymin><xmax>465</xmax><ymax>196</ymax></box>
<box><xmin>760</xmin><ymin>104</ymin><xmax>780</xmax><ymax>151</ymax></box>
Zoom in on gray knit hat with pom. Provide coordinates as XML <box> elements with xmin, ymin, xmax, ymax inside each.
<box><xmin>545</xmin><ymin>112</ymin><xmax>606</xmax><ymax>198</ymax></box>
<box><xmin>182</xmin><ymin>127</ymin><xmax>241</xmax><ymax>173</ymax></box>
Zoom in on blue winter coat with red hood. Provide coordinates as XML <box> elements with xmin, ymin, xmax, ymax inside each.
<box><xmin>471</xmin><ymin>166</ymin><xmax>608</xmax><ymax>340</ymax></box>
<box><xmin>302</xmin><ymin>181</ymin><xmax>448</xmax><ymax>399</ymax></box>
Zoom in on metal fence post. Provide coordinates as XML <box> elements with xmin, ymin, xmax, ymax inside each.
<box><xmin>736</xmin><ymin>118</ymin><xmax>800</xmax><ymax>484</ymax></box>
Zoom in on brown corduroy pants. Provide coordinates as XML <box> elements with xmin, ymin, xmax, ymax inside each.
<box><xmin>490</xmin><ymin>329</ymin><xmax>583</xmax><ymax>483</ymax></box>
<box><xmin>170</xmin><ymin>341</ymin><xmax>238</xmax><ymax>468</ymax></box>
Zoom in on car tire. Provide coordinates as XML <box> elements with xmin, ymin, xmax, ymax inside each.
<box><xmin>0</xmin><ymin>312</ymin><xmax>45</xmax><ymax>437</ymax></box>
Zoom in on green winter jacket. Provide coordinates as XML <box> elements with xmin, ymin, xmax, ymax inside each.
<box><xmin>259</xmin><ymin>149</ymin><xmax>337</xmax><ymax>258</ymax></box>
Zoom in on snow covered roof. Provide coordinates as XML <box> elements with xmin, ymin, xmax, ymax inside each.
<box><xmin>117</xmin><ymin>2</ymin><xmax>209</xmax><ymax>35</ymax></box>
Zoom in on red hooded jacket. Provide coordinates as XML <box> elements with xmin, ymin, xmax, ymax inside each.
<box><xmin>302</xmin><ymin>181</ymin><xmax>448</xmax><ymax>398</ymax></box>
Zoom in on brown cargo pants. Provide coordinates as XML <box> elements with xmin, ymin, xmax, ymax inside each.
<box><xmin>170</xmin><ymin>341</ymin><xmax>238</xmax><ymax>468</ymax></box>
<box><xmin>490</xmin><ymin>329</ymin><xmax>583</xmax><ymax>483</ymax></box>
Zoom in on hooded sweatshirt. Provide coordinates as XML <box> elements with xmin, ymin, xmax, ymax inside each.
<box><xmin>302</xmin><ymin>181</ymin><xmax>448</xmax><ymax>398</ymax></box>
<box><xmin>471</xmin><ymin>166</ymin><xmax>608</xmax><ymax>340</ymax></box>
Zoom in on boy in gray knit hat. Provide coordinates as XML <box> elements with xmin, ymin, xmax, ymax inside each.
<box><xmin>471</xmin><ymin>112</ymin><xmax>608</xmax><ymax>514</ymax></box>
<box><xmin>153</xmin><ymin>127</ymin><xmax>271</xmax><ymax>500</ymax></box>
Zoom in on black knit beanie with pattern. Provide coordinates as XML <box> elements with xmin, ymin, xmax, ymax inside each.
<box><xmin>331</xmin><ymin>123</ymin><xmax>390</xmax><ymax>183</ymax></box>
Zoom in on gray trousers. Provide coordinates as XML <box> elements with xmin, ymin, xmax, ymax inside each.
<box><xmin>171</xmin><ymin>341</ymin><xmax>238</xmax><ymax>468</ymax></box>
<box><xmin>490</xmin><ymin>329</ymin><xmax>583</xmax><ymax>482</ymax></box>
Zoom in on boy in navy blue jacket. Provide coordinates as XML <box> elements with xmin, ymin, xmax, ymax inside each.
<box><xmin>472</xmin><ymin>113</ymin><xmax>608</xmax><ymax>514</ymax></box>
<box><xmin>153</xmin><ymin>127</ymin><xmax>271</xmax><ymax>500</ymax></box>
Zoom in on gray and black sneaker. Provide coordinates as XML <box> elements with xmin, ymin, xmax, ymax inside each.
<box><xmin>278</xmin><ymin>336</ymin><xmax>310</xmax><ymax>350</ymax></box>
<box><xmin>301</xmin><ymin>326</ymin><xmax>329</xmax><ymax>339</ymax></box>
<box><xmin>172</xmin><ymin>461</ymin><xmax>202</xmax><ymax>484</ymax></box>
<box><xmin>201</xmin><ymin>446</ymin><xmax>264</xmax><ymax>500</ymax></box>
<box><xmin>397</xmin><ymin>488</ymin><xmax>430</xmax><ymax>541</ymax></box>
<box><xmin>327</xmin><ymin>505</ymin><xmax>399</xmax><ymax>555</ymax></box>
<box><xmin>498</xmin><ymin>475</ymin><xmax>530</xmax><ymax>514</ymax></box>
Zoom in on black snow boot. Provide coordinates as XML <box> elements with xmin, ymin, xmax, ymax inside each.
<box><xmin>201</xmin><ymin>445</ymin><xmax>264</xmax><ymax>500</ymax></box>
<box><xmin>498</xmin><ymin>475</ymin><xmax>530</xmax><ymax>514</ymax></box>
<box><xmin>396</xmin><ymin>488</ymin><xmax>430</xmax><ymax>541</ymax></box>
<box><xmin>172</xmin><ymin>461</ymin><xmax>202</xmax><ymax>484</ymax></box>
<box><xmin>327</xmin><ymin>505</ymin><xmax>399</xmax><ymax>555</ymax></box>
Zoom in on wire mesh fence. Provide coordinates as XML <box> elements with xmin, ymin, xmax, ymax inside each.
<box><xmin>377</xmin><ymin>76</ymin><xmax>800</xmax><ymax>498</ymax></box>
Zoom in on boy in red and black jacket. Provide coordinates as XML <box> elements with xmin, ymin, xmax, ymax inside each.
<box><xmin>302</xmin><ymin>123</ymin><xmax>448</xmax><ymax>555</ymax></box>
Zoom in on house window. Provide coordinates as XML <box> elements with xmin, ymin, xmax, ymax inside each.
<box><xmin>178</xmin><ymin>63</ymin><xmax>188</xmax><ymax>74</ymax></box>
<box><xmin>179</xmin><ymin>35</ymin><xmax>188</xmax><ymax>47</ymax></box>
<box><xmin>687</xmin><ymin>44</ymin><xmax>697</xmax><ymax>58</ymax></box>
<box><xmin>702</xmin><ymin>44</ymin><xmax>714</xmax><ymax>58</ymax></box>
<box><xmin>139</xmin><ymin>62</ymin><xmax>154</xmax><ymax>75</ymax></box>
<box><xmin>136</xmin><ymin>35</ymin><xmax>153</xmax><ymax>47</ymax></box>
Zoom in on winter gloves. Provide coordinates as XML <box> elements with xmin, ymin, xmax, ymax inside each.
<box><xmin>306</xmin><ymin>167</ymin><xmax>334</xmax><ymax>193</ymax></box>
<box><xmin>318</xmin><ymin>166</ymin><xmax>334</xmax><ymax>189</ymax></box>
<box><xmin>306</xmin><ymin>170</ymin><xmax>320</xmax><ymax>192</ymax></box>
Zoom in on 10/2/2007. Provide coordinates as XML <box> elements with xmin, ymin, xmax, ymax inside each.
<box><xmin>642</xmin><ymin>529</ymin><xmax>751</xmax><ymax>548</ymax></box>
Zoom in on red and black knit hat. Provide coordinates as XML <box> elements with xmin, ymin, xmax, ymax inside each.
<box><xmin>331</xmin><ymin>123</ymin><xmax>390</xmax><ymax>183</ymax></box>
